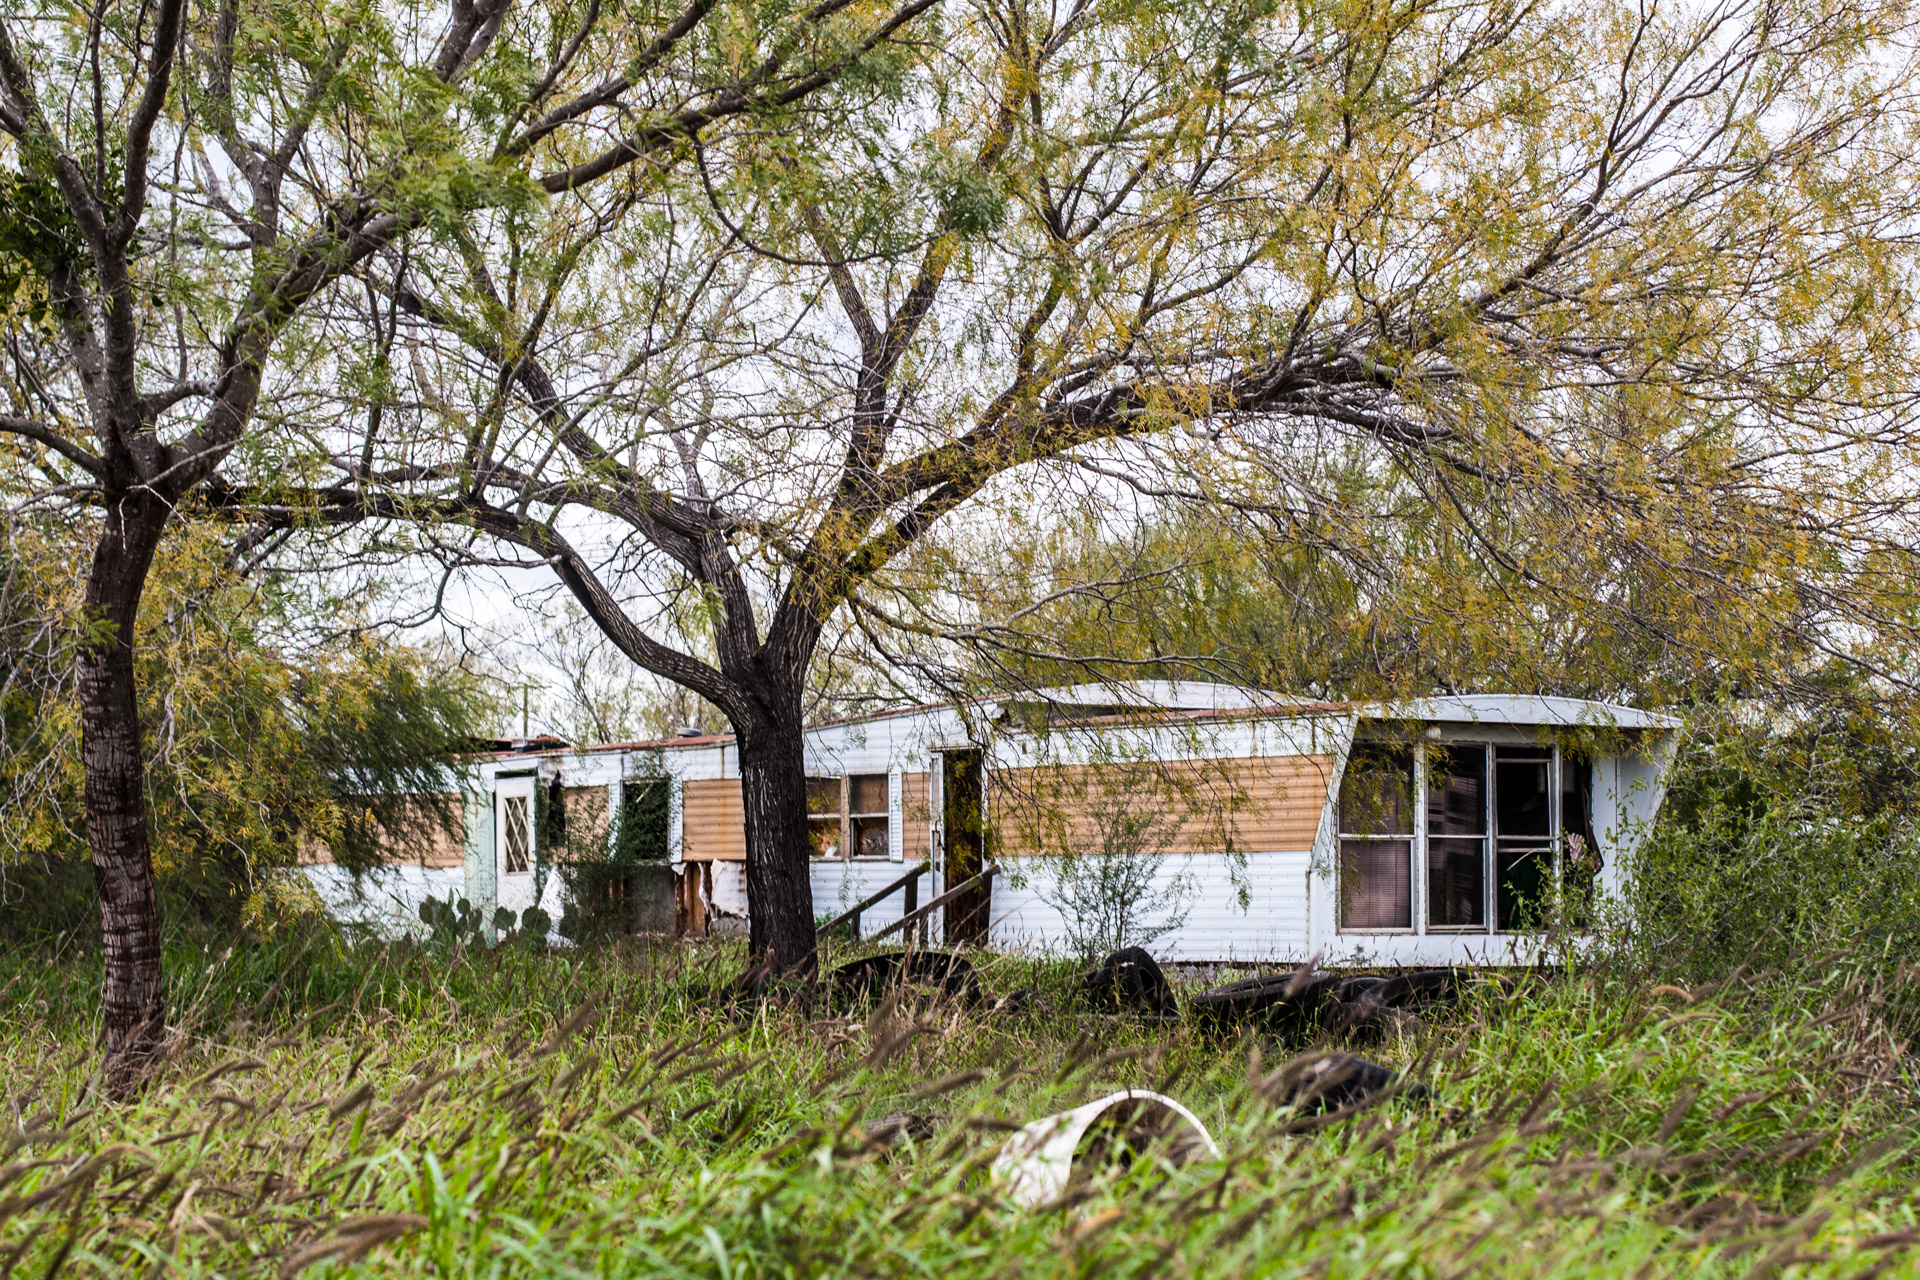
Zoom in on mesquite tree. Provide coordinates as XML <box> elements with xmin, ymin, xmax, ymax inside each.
<box><xmin>0</xmin><ymin>0</ymin><xmax>936</xmax><ymax>1089</ymax></box>
<box><xmin>271</xmin><ymin>0</ymin><xmax>1919</xmax><ymax>974</ymax></box>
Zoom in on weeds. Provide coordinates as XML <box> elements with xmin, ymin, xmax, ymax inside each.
<box><xmin>0</xmin><ymin>930</ymin><xmax>1917</xmax><ymax>1277</ymax></box>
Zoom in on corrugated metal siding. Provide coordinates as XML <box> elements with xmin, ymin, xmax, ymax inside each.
<box><xmin>682</xmin><ymin>779</ymin><xmax>746</xmax><ymax>861</ymax></box>
<box><xmin>811</xmin><ymin>860</ymin><xmax>928</xmax><ymax>938</ymax></box>
<box><xmin>988</xmin><ymin>851</ymin><xmax>1312</xmax><ymax>962</ymax></box>
<box><xmin>991</xmin><ymin>756</ymin><xmax>1331</xmax><ymax>858</ymax></box>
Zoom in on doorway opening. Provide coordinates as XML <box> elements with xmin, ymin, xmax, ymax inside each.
<box><xmin>942</xmin><ymin>749</ymin><xmax>989</xmax><ymax>946</ymax></box>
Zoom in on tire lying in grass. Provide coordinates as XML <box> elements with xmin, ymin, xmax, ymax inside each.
<box><xmin>1318</xmin><ymin>969</ymin><xmax>1491</xmax><ymax>1040</ymax></box>
<box><xmin>1080</xmin><ymin>947</ymin><xmax>1178</xmax><ymax>1018</ymax></box>
<box><xmin>1079</xmin><ymin>956</ymin><xmax>1494</xmax><ymax>1039</ymax></box>
<box><xmin>1375</xmin><ymin>967</ymin><xmax>1473</xmax><ymax>1011</ymax></box>
<box><xmin>1189</xmin><ymin>971</ymin><xmax>1340</xmax><ymax>1036</ymax></box>
<box><xmin>829</xmin><ymin>951</ymin><xmax>982</xmax><ymax>1005</ymax></box>
<box><xmin>1257</xmin><ymin>1051</ymin><xmax>1431</xmax><ymax>1118</ymax></box>
<box><xmin>1335</xmin><ymin>975</ymin><xmax>1386</xmax><ymax>1003</ymax></box>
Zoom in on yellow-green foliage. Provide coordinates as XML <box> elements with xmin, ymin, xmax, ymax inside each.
<box><xmin>1</xmin><ymin>934</ymin><xmax>1917</xmax><ymax>1277</ymax></box>
<box><xmin>946</xmin><ymin>497</ymin><xmax>1920</xmax><ymax>712</ymax></box>
<box><xmin>0</xmin><ymin>519</ymin><xmax>493</xmax><ymax>931</ymax></box>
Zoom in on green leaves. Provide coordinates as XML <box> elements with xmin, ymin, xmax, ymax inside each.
<box><xmin>937</xmin><ymin>164</ymin><xmax>1008</xmax><ymax>239</ymax></box>
<box><xmin>0</xmin><ymin>169</ymin><xmax>88</xmax><ymax>325</ymax></box>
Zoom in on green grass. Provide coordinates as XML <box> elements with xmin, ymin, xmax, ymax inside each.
<box><xmin>3</xmin><ymin>931</ymin><xmax>1919</xmax><ymax>1278</ymax></box>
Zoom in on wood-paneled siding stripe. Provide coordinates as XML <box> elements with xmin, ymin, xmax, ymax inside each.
<box><xmin>298</xmin><ymin>795</ymin><xmax>467</xmax><ymax>867</ymax></box>
<box><xmin>990</xmin><ymin>755</ymin><xmax>1332</xmax><ymax>858</ymax></box>
<box><xmin>682</xmin><ymin>779</ymin><xmax>747</xmax><ymax>861</ymax></box>
<box><xmin>686</xmin><ymin>773</ymin><xmax>935</xmax><ymax>863</ymax></box>
<box><xmin>902</xmin><ymin>772</ymin><xmax>930</xmax><ymax>857</ymax></box>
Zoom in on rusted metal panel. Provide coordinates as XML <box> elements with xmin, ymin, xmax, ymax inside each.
<box><xmin>680</xmin><ymin>778</ymin><xmax>746</xmax><ymax>861</ymax></box>
<box><xmin>675</xmin><ymin>862</ymin><xmax>710</xmax><ymax>936</ymax></box>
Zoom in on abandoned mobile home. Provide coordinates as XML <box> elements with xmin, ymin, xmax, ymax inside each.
<box><xmin>306</xmin><ymin>683</ymin><xmax>1678</xmax><ymax>964</ymax></box>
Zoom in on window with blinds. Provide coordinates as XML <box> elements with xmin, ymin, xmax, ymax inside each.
<box><xmin>1339</xmin><ymin>738</ymin><xmax>1598</xmax><ymax>936</ymax></box>
<box><xmin>1427</xmin><ymin>745</ymin><xmax>1487</xmax><ymax>929</ymax></box>
<box><xmin>1338</xmin><ymin>745</ymin><xmax>1414</xmax><ymax>930</ymax></box>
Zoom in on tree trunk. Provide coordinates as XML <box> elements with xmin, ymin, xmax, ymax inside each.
<box><xmin>735</xmin><ymin>708</ymin><xmax>817</xmax><ymax>976</ymax></box>
<box><xmin>77</xmin><ymin>496</ymin><xmax>170</xmax><ymax>1093</ymax></box>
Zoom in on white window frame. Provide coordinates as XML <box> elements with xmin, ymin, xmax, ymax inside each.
<box><xmin>847</xmin><ymin>772</ymin><xmax>891</xmax><ymax>860</ymax></box>
<box><xmin>1337</xmin><ymin>736</ymin><xmax>1573</xmax><ymax>938</ymax></box>
<box><xmin>1335</xmin><ymin>743</ymin><xmax>1417</xmax><ymax>934</ymax></box>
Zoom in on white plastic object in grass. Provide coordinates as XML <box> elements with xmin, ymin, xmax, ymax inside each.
<box><xmin>990</xmin><ymin>1090</ymin><xmax>1220</xmax><ymax>1209</ymax></box>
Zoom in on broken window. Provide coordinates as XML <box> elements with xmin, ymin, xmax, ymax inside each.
<box><xmin>1338</xmin><ymin>737</ymin><xmax>1595</xmax><ymax>936</ymax></box>
<box><xmin>542</xmin><ymin>778</ymin><xmax>567</xmax><ymax>852</ymax></box>
<box><xmin>849</xmin><ymin>773</ymin><xmax>891</xmax><ymax>859</ymax></box>
<box><xmin>807</xmin><ymin>776</ymin><xmax>843</xmax><ymax>859</ymax></box>
<box><xmin>1426</xmin><ymin>745</ymin><xmax>1486</xmax><ymax>929</ymax></box>
<box><xmin>1560</xmin><ymin>753</ymin><xmax>1598</xmax><ymax>924</ymax></box>
<box><xmin>615</xmin><ymin>778</ymin><xmax>671</xmax><ymax>864</ymax></box>
<box><xmin>1338</xmin><ymin>745</ymin><xmax>1413</xmax><ymax>930</ymax></box>
<box><xmin>1494</xmin><ymin>748</ymin><xmax>1554</xmax><ymax>930</ymax></box>
<box><xmin>503</xmin><ymin>793</ymin><xmax>531</xmax><ymax>874</ymax></box>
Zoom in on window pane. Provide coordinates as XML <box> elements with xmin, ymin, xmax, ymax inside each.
<box><xmin>1339</xmin><ymin>746</ymin><xmax>1414</xmax><ymax>835</ymax></box>
<box><xmin>1428</xmin><ymin>837</ymin><xmax>1485</xmax><ymax>928</ymax></box>
<box><xmin>504</xmin><ymin>795</ymin><xmax>530</xmax><ymax>874</ymax></box>
<box><xmin>1559</xmin><ymin>755</ymin><xmax>1592</xmax><ymax>845</ymax></box>
<box><xmin>1427</xmin><ymin>746</ymin><xmax>1486</xmax><ymax>835</ymax></box>
<box><xmin>1495</xmin><ymin>754</ymin><xmax>1551</xmax><ymax>838</ymax></box>
<box><xmin>1561</xmin><ymin>755</ymin><xmax>1599</xmax><ymax>925</ymax></box>
<box><xmin>1497</xmin><ymin>844</ymin><xmax>1553</xmax><ymax>930</ymax></box>
<box><xmin>849</xmin><ymin>774</ymin><xmax>889</xmax><ymax>816</ymax></box>
<box><xmin>809</xmin><ymin>817</ymin><xmax>841</xmax><ymax>859</ymax></box>
<box><xmin>1340</xmin><ymin>838</ymin><xmax>1410</xmax><ymax>929</ymax></box>
<box><xmin>807</xmin><ymin>776</ymin><xmax>842</xmax><ymax>816</ymax></box>
<box><xmin>852</xmin><ymin>815</ymin><xmax>890</xmax><ymax>859</ymax></box>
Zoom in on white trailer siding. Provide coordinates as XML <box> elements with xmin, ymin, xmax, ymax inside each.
<box><xmin>990</xmin><ymin>850</ymin><xmax>1314</xmax><ymax>962</ymax></box>
<box><xmin>387</xmin><ymin>686</ymin><xmax>1679</xmax><ymax>963</ymax></box>
<box><xmin>303</xmin><ymin>863</ymin><xmax>467</xmax><ymax>937</ymax></box>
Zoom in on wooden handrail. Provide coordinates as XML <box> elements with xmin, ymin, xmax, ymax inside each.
<box><xmin>866</xmin><ymin>865</ymin><xmax>997</xmax><ymax>943</ymax></box>
<box><xmin>815</xmin><ymin>863</ymin><xmax>930</xmax><ymax>938</ymax></box>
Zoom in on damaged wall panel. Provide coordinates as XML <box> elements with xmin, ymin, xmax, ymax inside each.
<box><xmin>682</xmin><ymin>778</ymin><xmax>747</xmax><ymax>861</ymax></box>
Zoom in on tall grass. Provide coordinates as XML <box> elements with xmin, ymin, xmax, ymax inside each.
<box><xmin>2</xmin><ymin>927</ymin><xmax>1917</xmax><ymax>1278</ymax></box>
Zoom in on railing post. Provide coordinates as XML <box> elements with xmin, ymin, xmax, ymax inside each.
<box><xmin>850</xmin><ymin>908</ymin><xmax>861</xmax><ymax>940</ymax></box>
<box><xmin>903</xmin><ymin>874</ymin><xmax>919</xmax><ymax>944</ymax></box>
